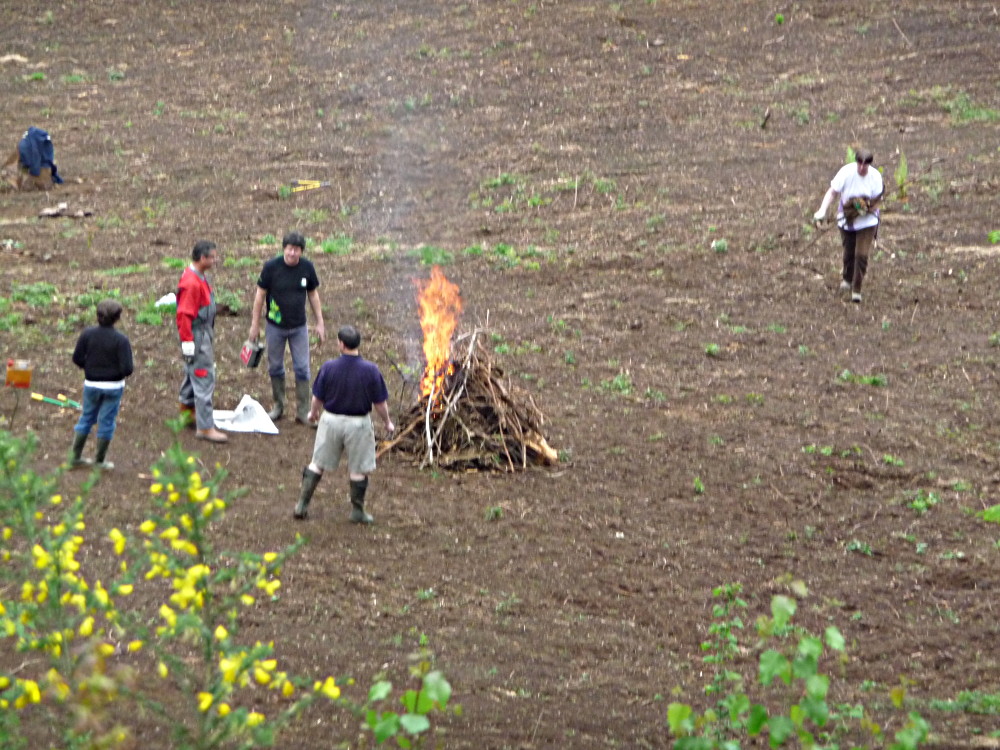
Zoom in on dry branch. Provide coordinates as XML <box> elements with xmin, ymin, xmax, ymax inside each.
<box><xmin>384</xmin><ymin>329</ymin><xmax>558</xmax><ymax>471</ymax></box>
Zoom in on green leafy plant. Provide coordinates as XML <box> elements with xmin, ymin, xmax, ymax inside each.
<box><xmin>667</xmin><ymin>584</ymin><xmax>930</xmax><ymax>749</ymax></box>
<box><xmin>11</xmin><ymin>282</ymin><xmax>58</xmax><ymax>308</ymax></box>
<box><xmin>838</xmin><ymin>369</ymin><xmax>888</xmax><ymax>387</ymax></box>
<box><xmin>411</xmin><ymin>245</ymin><xmax>454</xmax><ymax>266</ymax></box>
<box><xmin>905</xmin><ymin>489</ymin><xmax>940</xmax><ymax>515</ymax></box>
<box><xmin>693</xmin><ymin>477</ymin><xmax>705</xmax><ymax>495</ymax></box>
<box><xmin>600</xmin><ymin>372</ymin><xmax>634</xmax><ymax>397</ymax></box>
<box><xmin>0</xmin><ymin>429</ymin><xmax>455</xmax><ymax>749</ymax></box>
<box><xmin>894</xmin><ymin>151</ymin><xmax>909</xmax><ymax>200</ymax></box>
<box><xmin>705</xmin><ymin>343</ymin><xmax>721</xmax><ymax>357</ymax></box>
<box><xmin>320</xmin><ymin>234</ymin><xmax>353</xmax><ymax>255</ymax></box>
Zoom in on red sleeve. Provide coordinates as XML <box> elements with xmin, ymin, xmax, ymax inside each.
<box><xmin>176</xmin><ymin>269</ymin><xmax>200</xmax><ymax>342</ymax></box>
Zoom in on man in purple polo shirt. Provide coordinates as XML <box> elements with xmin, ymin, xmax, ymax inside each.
<box><xmin>294</xmin><ymin>325</ymin><xmax>394</xmax><ymax>524</ymax></box>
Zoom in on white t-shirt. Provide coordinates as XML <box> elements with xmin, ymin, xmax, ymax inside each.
<box><xmin>830</xmin><ymin>163</ymin><xmax>883</xmax><ymax>231</ymax></box>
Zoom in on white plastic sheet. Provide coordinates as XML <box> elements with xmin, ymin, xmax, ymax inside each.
<box><xmin>213</xmin><ymin>395</ymin><xmax>279</xmax><ymax>435</ymax></box>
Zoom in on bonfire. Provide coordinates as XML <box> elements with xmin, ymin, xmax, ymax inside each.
<box><xmin>380</xmin><ymin>266</ymin><xmax>558</xmax><ymax>471</ymax></box>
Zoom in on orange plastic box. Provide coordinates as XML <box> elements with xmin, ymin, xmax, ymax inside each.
<box><xmin>5</xmin><ymin>359</ymin><xmax>33</xmax><ymax>389</ymax></box>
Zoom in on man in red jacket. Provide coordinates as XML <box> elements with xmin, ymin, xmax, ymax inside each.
<box><xmin>176</xmin><ymin>240</ymin><xmax>228</xmax><ymax>443</ymax></box>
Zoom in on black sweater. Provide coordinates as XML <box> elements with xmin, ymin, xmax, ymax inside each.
<box><xmin>72</xmin><ymin>326</ymin><xmax>134</xmax><ymax>382</ymax></box>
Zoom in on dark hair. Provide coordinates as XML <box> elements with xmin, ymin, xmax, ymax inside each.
<box><xmin>96</xmin><ymin>299</ymin><xmax>123</xmax><ymax>327</ymax></box>
<box><xmin>855</xmin><ymin>149</ymin><xmax>874</xmax><ymax>165</ymax></box>
<box><xmin>282</xmin><ymin>231</ymin><xmax>306</xmax><ymax>250</ymax></box>
<box><xmin>337</xmin><ymin>325</ymin><xmax>361</xmax><ymax>350</ymax></box>
<box><xmin>192</xmin><ymin>240</ymin><xmax>217</xmax><ymax>261</ymax></box>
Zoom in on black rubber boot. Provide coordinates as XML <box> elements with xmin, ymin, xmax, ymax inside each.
<box><xmin>70</xmin><ymin>432</ymin><xmax>92</xmax><ymax>468</ymax></box>
<box><xmin>294</xmin><ymin>467</ymin><xmax>322</xmax><ymax>520</ymax></box>
<box><xmin>349</xmin><ymin>478</ymin><xmax>373</xmax><ymax>525</ymax></box>
<box><xmin>268</xmin><ymin>376</ymin><xmax>285</xmax><ymax>421</ymax></box>
<box><xmin>294</xmin><ymin>379</ymin><xmax>314</xmax><ymax>426</ymax></box>
<box><xmin>94</xmin><ymin>438</ymin><xmax>114</xmax><ymax>471</ymax></box>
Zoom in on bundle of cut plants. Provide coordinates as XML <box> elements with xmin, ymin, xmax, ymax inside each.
<box><xmin>381</xmin><ymin>329</ymin><xmax>558</xmax><ymax>471</ymax></box>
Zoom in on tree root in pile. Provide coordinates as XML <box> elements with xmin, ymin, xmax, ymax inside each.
<box><xmin>379</xmin><ymin>329</ymin><xmax>558</xmax><ymax>471</ymax></box>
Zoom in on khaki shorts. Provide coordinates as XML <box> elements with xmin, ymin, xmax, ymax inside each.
<box><xmin>311</xmin><ymin>412</ymin><xmax>376</xmax><ymax>474</ymax></box>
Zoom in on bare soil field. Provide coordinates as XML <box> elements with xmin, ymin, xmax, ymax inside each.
<box><xmin>2</xmin><ymin>1</ymin><xmax>1000</xmax><ymax>747</ymax></box>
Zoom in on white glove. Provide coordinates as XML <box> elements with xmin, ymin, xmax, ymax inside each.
<box><xmin>181</xmin><ymin>341</ymin><xmax>195</xmax><ymax>359</ymax></box>
<box><xmin>813</xmin><ymin>210</ymin><xmax>826</xmax><ymax>223</ymax></box>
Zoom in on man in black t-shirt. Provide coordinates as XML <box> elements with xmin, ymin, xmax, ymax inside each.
<box><xmin>248</xmin><ymin>231</ymin><xmax>326</xmax><ymax>423</ymax></box>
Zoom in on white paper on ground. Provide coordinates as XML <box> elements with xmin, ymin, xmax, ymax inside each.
<box><xmin>155</xmin><ymin>292</ymin><xmax>177</xmax><ymax>307</ymax></box>
<box><xmin>213</xmin><ymin>395</ymin><xmax>279</xmax><ymax>434</ymax></box>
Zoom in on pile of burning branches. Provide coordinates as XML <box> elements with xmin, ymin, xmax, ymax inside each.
<box><xmin>379</xmin><ymin>267</ymin><xmax>557</xmax><ymax>471</ymax></box>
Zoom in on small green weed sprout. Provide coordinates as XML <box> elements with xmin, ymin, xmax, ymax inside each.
<box><xmin>905</xmin><ymin>489</ymin><xmax>940</xmax><ymax>515</ymax></box>
<box><xmin>838</xmin><ymin>369</ymin><xmax>887</xmax><ymax>387</ymax></box>
<box><xmin>485</xmin><ymin>506</ymin><xmax>503</xmax><ymax>521</ymax></box>
<box><xmin>693</xmin><ymin>477</ymin><xmax>705</xmax><ymax>495</ymax></box>
<box><xmin>600</xmin><ymin>372</ymin><xmax>634</xmax><ymax>396</ymax></box>
<box><xmin>711</xmin><ymin>238</ymin><xmax>728</xmax><ymax>253</ymax></box>
<box><xmin>320</xmin><ymin>234</ymin><xmax>353</xmax><ymax>255</ymax></box>
<box><xmin>705</xmin><ymin>343</ymin><xmax>721</xmax><ymax>357</ymax></box>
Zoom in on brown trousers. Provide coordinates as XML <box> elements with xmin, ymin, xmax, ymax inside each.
<box><xmin>1</xmin><ymin>149</ymin><xmax>53</xmax><ymax>191</ymax></box>
<box><xmin>840</xmin><ymin>226</ymin><xmax>877</xmax><ymax>293</ymax></box>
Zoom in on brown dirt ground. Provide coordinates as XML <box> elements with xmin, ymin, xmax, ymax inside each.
<box><xmin>2</xmin><ymin>1</ymin><xmax>1000</xmax><ymax>747</ymax></box>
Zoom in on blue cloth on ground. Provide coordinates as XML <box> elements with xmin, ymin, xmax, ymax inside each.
<box><xmin>18</xmin><ymin>126</ymin><xmax>63</xmax><ymax>183</ymax></box>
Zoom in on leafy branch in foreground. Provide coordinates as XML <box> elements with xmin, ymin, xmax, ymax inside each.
<box><xmin>667</xmin><ymin>582</ymin><xmax>929</xmax><ymax>749</ymax></box>
<box><xmin>0</xmin><ymin>427</ymin><xmax>455</xmax><ymax>749</ymax></box>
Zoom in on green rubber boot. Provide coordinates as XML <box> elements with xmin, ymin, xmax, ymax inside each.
<box><xmin>349</xmin><ymin>478</ymin><xmax>373</xmax><ymax>525</ymax></box>
<box><xmin>294</xmin><ymin>467</ymin><xmax>322</xmax><ymax>520</ymax></box>
<box><xmin>294</xmin><ymin>379</ymin><xmax>314</xmax><ymax>426</ymax></box>
<box><xmin>70</xmin><ymin>432</ymin><xmax>92</xmax><ymax>469</ymax></box>
<box><xmin>268</xmin><ymin>376</ymin><xmax>285</xmax><ymax>421</ymax></box>
<box><xmin>94</xmin><ymin>438</ymin><xmax>114</xmax><ymax>471</ymax></box>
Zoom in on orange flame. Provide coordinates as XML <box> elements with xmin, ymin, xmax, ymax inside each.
<box><xmin>416</xmin><ymin>266</ymin><xmax>463</xmax><ymax>399</ymax></box>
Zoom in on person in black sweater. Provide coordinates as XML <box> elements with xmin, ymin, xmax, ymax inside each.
<box><xmin>70</xmin><ymin>299</ymin><xmax>134</xmax><ymax>470</ymax></box>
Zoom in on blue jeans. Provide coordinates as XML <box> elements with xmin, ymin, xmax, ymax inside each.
<box><xmin>74</xmin><ymin>386</ymin><xmax>124</xmax><ymax>441</ymax></box>
<box><xmin>265</xmin><ymin>323</ymin><xmax>311</xmax><ymax>382</ymax></box>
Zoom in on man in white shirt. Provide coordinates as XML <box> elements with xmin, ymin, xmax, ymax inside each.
<box><xmin>814</xmin><ymin>149</ymin><xmax>884</xmax><ymax>303</ymax></box>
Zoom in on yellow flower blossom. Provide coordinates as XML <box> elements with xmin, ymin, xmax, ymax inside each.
<box><xmin>316</xmin><ymin>676</ymin><xmax>340</xmax><ymax>700</ymax></box>
<box><xmin>157</xmin><ymin>662</ymin><xmax>169</xmax><ymax>678</ymax></box>
<box><xmin>50</xmin><ymin>494</ymin><xmax>62</xmax><ymax>505</ymax></box>
<box><xmin>53</xmin><ymin>522</ymin><xmax>67</xmax><ymax>536</ymax></box>
<box><xmin>282</xmin><ymin>681</ymin><xmax>295</xmax><ymax>698</ymax></box>
<box><xmin>139</xmin><ymin>520</ymin><xmax>157</xmax><ymax>534</ymax></box>
<box><xmin>257</xmin><ymin>579</ymin><xmax>281</xmax><ymax>597</ymax></box>
<box><xmin>152</xmin><ymin>468</ymin><xmax>161</xmax><ymax>478</ymax></box>
<box><xmin>21</xmin><ymin>582</ymin><xmax>34</xmax><ymax>601</ymax></box>
<box><xmin>128</xmin><ymin>640</ymin><xmax>143</xmax><ymax>652</ymax></box>
<box><xmin>246</xmin><ymin>711</ymin><xmax>265</xmax><ymax>727</ymax></box>
<box><xmin>32</xmin><ymin>544</ymin><xmax>52</xmax><ymax>569</ymax></box>
<box><xmin>0</xmin><ymin>676</ymin><xmax>8</xmax><ymax>688</ymax></box>
<box><xmin>0</xmin><ymin>601</ymin><xmax>4</xmax><ymax>615</ymax></box>
<box><xmin>214</xmin><ymin>625</ymin><xmax>228</xmax><ymax>641</ymax></box>
<box><xmin>15</xmin><ymin>679</ymin><xmax>41</xmax><ymax>709</ymax></box>
<box><xmin>2</xmin><ymin>527</ymin><xmax>12</xmax><ymax>540</ymax></box>
<box><xmin>74</xmin><ymin>520</ymin><xmax>85</xmax><ymax>531</ymax></box>
<box><xmin>240</xmin><ymin>594</ymin><xmax>255</xmax><ymax>606</ymax></box>
<box><xmin>160</xmin><ymin>526</ymin><xmax>180</xmax><ymax>540</ymax></box>
<box><xmin>46</xmin><ymin>669</ymin><xmax>70</xmax><ymax>701</ymax></box>
<box><xmin>109</xmin><ymin>528</ymin><xmax>126</xmax><ymax>555</ymax></box>
<box><xmin>260</xmin><ymin>659</ymin><xmax>277</xmax><ymax>671</ymax></box>
<box><xmin>263</xmin><ymin>552</ymin><xmax>278</xmax><ymax>563</ymax></box>
<box><xmin>254</xmin><ymin>667</ymin><xmax>271</xmax><ymax>685</ymax></box>
<box><xmin>117</xmin><ymin>584</ymin><xmax>133</xmax><ymax>596</ymax></box>
<box><xmin>197</xmin><ymin>692</ymin><xmax>214</xmax><ymax>712</ymax></box>
<box><xmin>189</xmin><ymin>486</ymin><xmax>210</xmax><ymax>503</ymax></box>
<box><xmin>150</xmin><ymin>483</ymin><xmax>164</xmax><ymax>494</ymax></box>
<box><xmin>93</xmin><ymin>581</ymin><xmax>109</xmax><ymax>607</ymax></box>
<box><xmin>218</xmin><ymin>702</ymin><xmax>231</xmax><ymax>716</ymax></box>
<box><xmin>79</xmin><ymin>617</ymin><xmax>95</xmax><ymax>637</ymax></box>
<box><xmin>98</xmin><ymin>643</ymin><xmax>115</xmax><ymax>657</ymax></box>
<box><xmin>159</xmin><ymin>604</ymin><xmax>177</xmax><ymax>627</ymax></box>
